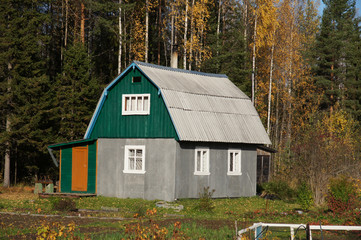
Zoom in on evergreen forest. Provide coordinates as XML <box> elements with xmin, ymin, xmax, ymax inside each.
<box><xmin>0</xmin><ymin>0</ymin><xmax>360</xmax><ymax>205</ymax></box>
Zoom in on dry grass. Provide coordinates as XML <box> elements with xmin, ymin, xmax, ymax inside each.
<box><xmin>0</xmin><ymin>186</ymin><xmax>37</xmax><ymax>201</ymax></box>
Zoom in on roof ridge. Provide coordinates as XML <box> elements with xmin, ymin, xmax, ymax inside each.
<box><xmin>161</xmin><ymin>88</ymin><xmax>250</xmax><ymax>100</ymax></box>
<box><xmin>133</xmin><ymin>61</ymin><xmax>228</xmax><ymax>78</ymax></box>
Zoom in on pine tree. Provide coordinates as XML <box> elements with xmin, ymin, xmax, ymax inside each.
<box><xmin>201</xmin><ymin>1</ymin><xmax>250</xmax><ymax>94</ymax></box>
<box><xmin>54</xmin><ymin>43</ymin><xmax>101</xmax><ymax>141</ymax></box>
<box><xmin>0</xmin><ymin>0</ymin><xmax>57</xmax><ymax>184</ymax></box>
<box><xmin>313</xmin><ymin>0</ymin><xmax>361</xmax><ymax>120</ymax></box>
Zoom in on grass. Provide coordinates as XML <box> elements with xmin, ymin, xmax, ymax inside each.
<box><xmin>1</xmin><ymin>186</ymin><xmax>360</xmax><ymax>239</ymax></box>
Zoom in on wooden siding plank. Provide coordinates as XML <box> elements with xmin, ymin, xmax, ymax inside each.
<box><xmin>87</xmin><ymin>141</ymin><xmax>97</xmax><ymax>193</ymax></box>
<box><xmin>59</xmin><ymin>150</ymin><xmax>62</xmax><ymax>192</ymax></box>
<box><xmin>89</xmin><ymin>68</ymin><xmax>177</xmax><ymax>139</ymax></box>
<box><xmin>60</xmin><ymin>148</ymin><xmax>72</xmax><ymax>193</ymax></box>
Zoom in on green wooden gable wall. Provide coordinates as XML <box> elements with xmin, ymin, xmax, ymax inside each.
<box><xmin>60</xmin><ymin>141</ymin><xmax>97</xmax><ymax>194</ymax></box>
<box><xmin>89</xmin><ymin>68</ymin><xmax>178</xmax><ymax>139</ymax></box>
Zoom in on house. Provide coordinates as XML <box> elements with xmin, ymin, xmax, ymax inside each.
<box><xmin>48</xmin><ymin>61</ymin><xmax>271</xmax><ymax>201</ymax></box>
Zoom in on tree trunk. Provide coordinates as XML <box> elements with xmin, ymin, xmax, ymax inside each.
<box><xmin>243</xmin><ymin>0</ymin><xmax>248</xmax><ymax>49</ymax></box>
<box><xmin>124</xmin><ymin>9</ymin><xmax>127</xmax><ymax>67</ymax></box>
<box><xmin>61</xmin><ymin>0</ymin><xmax>64</xmax><ymax>63</ymax></box>
<box><xmin>158</xmin><ymin>0</ymin><xmax>162</xmax><ymax>65</ymax></box>
<box><xmin>4</xmin><ymin>117</ymin><xmax>11</xmax><ymax>188</ymax></box>
<box><xmin>286</xmin><ymin>17</ymin><xmax>294</xmax><ymax>148</ymax></box>
<box><xmin>4</xmin><ymin>62</ymin><xmax>12</xmax><ymax>188</ymax></box>
<box><xmin>145</xmin><ymin>0</ymin><xmax>149</xmax><ymax>63</ymax></box>
<box><xmin>74</xmin><ymin>2</ymin><xmax>79</xmax><ymax>42</ymax></box>
<box><xmin>118</xmin><ymin>0</ymin><xmax>122</xmax><ymax>75</ymax></box>
<box><xmin>188</xmin><ymin>0</ymin><xmax>195</xmax><ymax>70</ymax></box>
<box><xmin>64</xmin><ymin>0</ymin><xmax>68</xmax><ymax>48</ymax></box>
<box><xmin>251</xmin><ymin>14</ymin><xmax>257</xmax><ymax>105</ymax></box>
<box><xmin>183</xmin><ymin>0</ymin><xmax>188</xmax><ymax>69</ymax></box>
<box><xmin>199</xmin><ymin>23</ymin><xmax>204</xmax><ymax>70</ymax></box>
<box><xmin>80</xmin><ymin>2</ymin><xmax>85</xmax><ymax>44</ymax></box>
<box><xmin>274</xmin><ymin>76</ymin><xmax>280</xmax><ymax>174</ymax></box>
<box><xmin>129</xmin><ymin>20</ymin><xmax>132</xmax><ymax>64</ymax></box>
<box><xmin>164</xmin><ymin>40</ymin><xmax>168</xmax><ymax>66</ymax></box>
<box><xmin>170</xmin><ymin>3</ymin><xmax>174</xmax><ymax>61</ymax></box>
<box><xmin>216</xmin><ymin>0</ymin><xmax>222</xmax><ymax>71</ymax></box>
<box><xmin>216</xmin><ymin>0</ymin><xmax>221</xmax><ymax>56</ymax></box>
<box><xmin>267</xmin><ymin>42</ymin><xmax>275</xmax><ymax>136</ymax></box>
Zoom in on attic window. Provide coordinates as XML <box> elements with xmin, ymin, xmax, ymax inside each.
<box><xmin>122</xmin><ymin>94</ymin><xmax>150</xmax><ymax>115</ymax></box>
<box><xmin>132</xmin><ymin>76</ymin><xmax>141</xmax><ymax>83</ymax></box>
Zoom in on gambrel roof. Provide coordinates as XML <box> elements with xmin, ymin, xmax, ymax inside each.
<box><xmin>85</xmin><ymin>61</ymin><xmax>271</xmax><ymax>145</ymax></box>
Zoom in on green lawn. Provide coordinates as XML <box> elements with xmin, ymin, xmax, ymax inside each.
<box><xmin>0</xmin><ymin>189</ymin><xmax>360</xmax><ymax>239</ymax></box>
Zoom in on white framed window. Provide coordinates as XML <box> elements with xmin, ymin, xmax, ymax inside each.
<box><xmin>194</xmin><ymin>148</ymin><xmax>210</xmax><ymax>175</ymax></box>
<box><xmin>227</xmin><ymin>149</ymin><xmax>242</xmax><ymax>175</ymax></box>
<box><xmin>123</xmin><ymin>145</ymin><xmax>146</xmax><ymax>174</ymax></box>
<box><xmin>122</xmin><ymin>94</ymin><xmax>150</xmax><ymax>115</ymax></box>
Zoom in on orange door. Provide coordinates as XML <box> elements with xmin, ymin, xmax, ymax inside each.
<box><xmin>72</xmin><ymin>147</ymin><xmax>88</xmax><ymax>191</ymax></box>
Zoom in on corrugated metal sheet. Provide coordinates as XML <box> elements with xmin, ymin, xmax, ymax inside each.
<box><xmin>135</xmin><ymin>62</ymin><xmax>271</xmax><ymax>145</ymax></box>
<box><xmin>136</xmin><ymin>61</ymin><xmax>249</xmax><ymax>99</ymax></box>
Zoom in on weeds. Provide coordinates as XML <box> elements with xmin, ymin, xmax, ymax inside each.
<box><xmin>195</xmin><ymin>187</ymin><xmax>215</xmax><ymax>212</ymax></box>
<box><xmin>51</xmin><ymin>198</ymin><xmax>77</xmax><ymax>212</ymax></box>
<box><xmin>297</xmin><ymin>182</ymin><xmax>313</xmax><ymax>210</ymax></box>
<box><xmin>262</xmin><ymin>180</ymin><xmax>296</xmax><ymax>201</ymax></box>
<box><xmin>327</xmin><ymin>176</ymin><xmax>359</xmax><ymax>215</ymax></box>
<box><xmin>125</xmin><ymin>208</ymin><xmax>189</xmax><ymax>239</ymax></box>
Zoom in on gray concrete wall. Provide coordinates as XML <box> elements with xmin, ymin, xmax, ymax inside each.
<box><xmin>97</xmin><ymin>138</ymin><xmax>177</xmax><ymax>201</ymax></box>
<box><xmin>175</xmin><ymin>142</ymin><xmax>257</xmax><ymax>199</ymax></box>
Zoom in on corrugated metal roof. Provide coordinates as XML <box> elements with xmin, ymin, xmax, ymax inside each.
<box><xmin>136</xmin><ymin>61</ymin><xmax>271</xmax><ymax>145</ymax></box>
<box><xmin>135</xmin><ymin>61</ymin><xmax>249</xmax><ymax>99</ymax></box>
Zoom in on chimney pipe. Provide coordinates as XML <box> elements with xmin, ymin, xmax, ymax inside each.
<box><xmin>171</xmin><ymin>44</ymin><xmax>178</xmax><ymax>68</ymax></box>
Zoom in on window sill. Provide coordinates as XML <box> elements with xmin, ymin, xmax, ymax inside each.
<box><xmin>227</xmin><ymin>172</ymin><xmax>242</xmax><ymax>176</ymax></box>
<box><xmin>122</xmin><ymin>112</ymin><xmax>150</xmax><ymax>115</ymax></box>
<box><xmin>123</xmin><ymin>170</ymin><xmax>146</xmax><ymax>174</ymax></box>
<box><xmin>194</xmin><ymin>172</ymin><xmax>210</xmax><ymax>176</ymax></box>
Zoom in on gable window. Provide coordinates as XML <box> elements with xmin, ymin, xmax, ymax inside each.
<box><xmin>227</xmin><ymin>150</ymin><xmax>241</xmax><ymax>175</ymax></box>
<box><xmin>194</xmin><ymin>148</ymin><xmax>210</xmax><ymax>175</ymax></box>
<box><xmin>123</xmin><ymin>145</ymin><xmax>145</xmax><ymax>174</ymax></box>
<box><xmin>122</xmin><ymin>94</ymin><xmax>150</xmax><ymax>115</ymax></box>
<box><xmin>132</xmin><ymin>76</ymin><xmax>141</xmax><ymax>83</ymax></box>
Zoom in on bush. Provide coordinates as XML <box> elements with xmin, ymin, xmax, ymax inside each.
<box><xmin>262</xmin><ymin>180</ymin><xmax>295</xmax><ymax>201</ymax></box>
<box><xmin>134</xmin><ymin>203</ymin><xmax>147</xmax><ymax>217</ymax></box>
<box><xmin>51</xmin><ymin>198</ymin><xmax>77</xmax><ymax>212</ymax></box>
<box><xmin>195</xmin><ymin>186</ymin><xmax>215</xmax><ymax>212</ymax></box>
<box><xmin>297</xmin><ymin>182</ymin><xmax>313</xmax><ymax>210</ymax></box>
<box><xmin>327</xmin><ymin>176</ymin><xmax>358</xmax><ymax>214</ymax></box>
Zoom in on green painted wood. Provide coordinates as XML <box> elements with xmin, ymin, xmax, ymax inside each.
<box><xmin>87</xmin><ymin>142</ymin><xmax>97</xmax><ymax>193</ymax></box>
<box><xmin>89</xmin><ymin>68</ymin><xmax>178</xmax><ymax>139</ymax></box>
<box><xmin>60</xmin><ymin>141</ymin><xmax>97</xmax><ymax>194</ymax></box>
<box><xmin>49</xmin><ymin>139</ymin><xmax>96</xmax><ymax>150</ymax></box>
<box><xmin>60</xmin><ymin>148</ymin><xmax>72</xmax><ymax>193</ymax></box>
